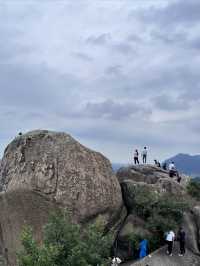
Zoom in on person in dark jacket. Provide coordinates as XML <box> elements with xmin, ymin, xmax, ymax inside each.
<box><xmin>134</xmin><ymin>149</ymin><xmax>139</xmax><ymax>165</ymax></box>
<box><xmin>178</xmin><ymin>227</ymin><xmax>186</xmax><ymax>256</ymax></box>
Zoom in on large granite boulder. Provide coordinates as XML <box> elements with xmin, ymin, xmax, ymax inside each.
<box><xmin>0</xmin><ymin>130</ymin><xmax>124</xmax><ymax>224</ymax></box>
<box><xmin>0</xmin><ymin>130</ymin><xmax>125</xmax><ymax>265</ymax></box>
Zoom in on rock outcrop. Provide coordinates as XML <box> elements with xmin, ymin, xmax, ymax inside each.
<box><xmin>0</xmin><ymin>130</ymin><xmax>125</xmax><ymax>265</ymax></box>
<box><xmin>117</xmin><ymin>165</ymin><xmax>190</xmax><ymax>188</ymax></box>
<box><xmin>0</xmin><ymin>130</ymin><xmax>124</xmax><ymax>224</ymax></box>
<box><xmin>116</xmin><ymin>165</ymin><xmax>199</xmax><ymax>261</ymax></box>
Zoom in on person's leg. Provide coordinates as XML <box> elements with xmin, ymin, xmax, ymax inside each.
<box><xmin>144</xmin><ymin>155</ymin><xmax>147</xmax><ymax>163</ymax></box>
<box><xmin>180</xmin><ymin>241</ymin><xmax>185</xmax><ymax>255</ymax></box>
<box><xmin>134</xmin><ymin>157</ymin><xmax>136</xmax><ymax>164</ymax></box>
<box><xmin>137</xmin><ymin>158</ymin><xmax>139</xmax><ymax>164</ymax></box>
<box><xmin>168</xmin><ymin>241</ymin><xmax>173</xmax><ymax>255</ymax></box>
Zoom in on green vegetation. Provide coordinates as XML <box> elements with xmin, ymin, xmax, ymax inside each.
<box><xmin>17</xmin><ymin>213</ymin><xmax>112</xmax><ymax>266</ymax></box>
<box><xmin>128</xmin><ymin>185</ymin><xmax>189</xmax><ymax>250</ymax></box>
<box><xmin>187</xmin><ymin>179</ymin><xmax>200</xmax><ymax>201</ymax></box>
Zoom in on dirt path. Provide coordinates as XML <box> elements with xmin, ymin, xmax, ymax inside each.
<box><xmin>122</xmin><ymin>243</ymin><xmax>200</xmax><ymax>266</ymax></box>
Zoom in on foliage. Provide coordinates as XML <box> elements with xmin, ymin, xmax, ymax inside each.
<box><xmin>187</xmin><ymin>179</ymin><xmax>200</xmax><ymax>201</ymax></box>
<box><xmin>128</xmin><ymin>185</ymin><xmax>189</xmax><ymax>252</ymax></box>
<box><xmin>128</xmin><ymin>185</ymin><xmax>158</xmax><ymax>218</ymax></box>
<box><xmin>127</xmin><ymin>232</ymin><xmax>142</xmax><ymax>259</ymax></box>
<box><xmin>17</xmin><ymin>212</ymin><xmax>112</xmax><ymax>266</ymax></box>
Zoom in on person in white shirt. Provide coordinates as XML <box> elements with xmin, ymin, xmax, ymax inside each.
<box><xmin>165</xmin><ymin>230</ymin><xmax>175</xmax><ymax>256</ymax></box>
<box><xmin>169</xmin><ymin>162</ymin><xmax>177</xmax><ymax>178</ymax></box>
<box><xmin>142</xmin><ymin>147</ymin><xmax>147</xmax><ymax>164</ymax></box>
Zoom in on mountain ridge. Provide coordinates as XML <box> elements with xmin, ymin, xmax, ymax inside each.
<box><xmin>164</xmin><ymin>153</ymin><xmax>200</xmax><ymax>176</ymax></box>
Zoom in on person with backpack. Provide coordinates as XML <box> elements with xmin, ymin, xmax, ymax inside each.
<box><xmin>142</xmin><ymin>147</ymin><xmax>147</xmax><ymax>164</ymax></box>
<box><xmin>177</xmin><ymin>227</ymin><xmax>186</xmax><ymax>256</ymax></box>
<box><xmin>134</xmin><ymin>149</ymin><xmax>139</xmax><ymax>164</ymax></box>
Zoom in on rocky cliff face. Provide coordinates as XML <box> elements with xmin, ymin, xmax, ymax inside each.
<box><xmin>0</xmin><ymin>130</ymin><xmax>125</xmax><ymax>265</ymax></box>
<box><xmin>116</xmin><ymin>165</ymin><xmax>200</xmax><ymax>262</ymax></box>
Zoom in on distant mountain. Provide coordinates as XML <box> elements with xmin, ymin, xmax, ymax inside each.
<box><xmin>112</xmin><ymin>163</ymin><xmax>127</xmax><ymax>172</ymax></box>
<box><xmin>165</xmin><ymin>153</ymin><xmax>200</xmax><ymax>176</ymax></box>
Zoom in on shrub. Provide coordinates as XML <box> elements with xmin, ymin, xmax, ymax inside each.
<box><xmin>127</xmin><ymin>186</ymin><xmax>189</xmax><ymax>252</ymax></box>
<box><xmin>187</xmin><ymin>179</ymin><xmax>200</xmax><ymax>201</ymax></box>
<box><xmin>17</xmin><ymin>213</ymin><xmax>112</xmax><ymax>266</ymax></box>
<box><xmin>128</xmin><ymin>185</ymin><xmax>158</xmax><ymax>218</ymax></box>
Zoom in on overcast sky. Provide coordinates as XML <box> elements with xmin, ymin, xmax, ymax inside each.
<box><xmin>0</xmin><ymin>0</ymin><xmax>200</xmax><ymax>163</ymax></box>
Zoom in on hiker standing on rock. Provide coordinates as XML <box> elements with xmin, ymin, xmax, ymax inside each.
<box><xmin>165</xmin><ymin>230</ymin><xmax>175</xmax><ymax>256</ymax></box>
<box><xmin>178</xmin><ymin>227</ymin><xmax>186</xmax><ymax>256</ymax></box>
<box><xmin>134</xmin><ymin>149</ymin><xmax>139</xmax><ymax>165</ymax></box>
<box><xmin>142</xmin><ymin>147</ymin><xmax>147</xmax><ymax>164</ymax></box>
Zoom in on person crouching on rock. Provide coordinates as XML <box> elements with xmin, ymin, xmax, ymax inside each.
<box><xmin>168</xmin><ymin>161</ymin><xmax>177</xmax><ymax>178</ymax></box>
<box><xmin>165</xmin><ymin>230</ymin><xmax>175</xmax><ymax>256</ymax></box>
<box><xmin>134</xmin><ymin>149</ymin><xmax>139</xmax><ymax>165</ymax></box>
<box><xmin>177</xmin><ymin>227</ymin><xmax>186</xmax><ymax>256</ymax></box>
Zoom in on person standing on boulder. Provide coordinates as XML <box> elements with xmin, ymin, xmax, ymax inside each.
<box><xmin>142</xmin><ymin>147</ymin><xmax>147</xmax><ymax>164</ymax></box>
<box><xmin>178</xmin><ymin>227</ymin><xmax>186</xmax><ymax>256</ymax></box>
<box><xmin>134</xmin><ymin>149</ymin><xmax>139</xmax><ymax>165</ymax></box>
<box><xmin>165</xmin><ymin>230</ymin><xmax>175</xmax><ymax>256</ymax></box>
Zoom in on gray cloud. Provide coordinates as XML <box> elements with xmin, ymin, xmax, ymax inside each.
<box><xmin>136</xmin><ymin>0</ymin><xmax>200</xmax><ymax>27</ymax></box>
<box><xmin>83</xmin><ymin>99</ymin><xmax>151</xmax><ymax>120</ymax></box>
<box><xmin>72</xmin><ymin>52</ymin><xmax>93</xmax><ymax>62</ymax></box>
<box><xmin>111</xmin><ymin>42</ymin><xmax>133</xmax><ymax>55</ymax></box>
<box><xmin>105</xmin><ymin>65</ymin><xmax>122</xmax><ymax>76</ymax></box>
<box><xmin>86</xmin><ymin>33</ymin><xmax>111</xmax><ymax>45</ymax></box>
<box><xmin>153</xmin><ymin>94</ymin><xmax>190</xmax><ymax>111</ymax></box>
<box><xmin>0</xmin><ymin>1</ymin><xmax>200</xmax><ymax>163</ymax></box>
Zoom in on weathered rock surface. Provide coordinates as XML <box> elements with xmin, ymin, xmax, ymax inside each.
<box><xmin>0</xmin><ymin>130</ymin><xmax>125</xmax><ymax>265</ymax></box>
<box><xmin>0</xmin><ymin>130</ymin><xmax>124</xmax><ymax>224</ymax></box>
<box><xmin>0</xmin><ymin>189</ymin><xmax>58</xmax><ymax>266</ymax></box>
<box><xmin>117</xmin><ymin>165</ymin><xmax>190</xmax><ymax>188</ymax></box>
<box><xmin>118</xmin><ymin>165</ymin><xmax>189</xmax><ymax>215</ymax></box>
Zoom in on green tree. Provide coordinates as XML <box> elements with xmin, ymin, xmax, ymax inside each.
<box><xmin>17</xmin><ymin>213</ymin><xmax>112</xmax><ymax>266</ymax></box>
<box><xmin>187</xmin><ymin>179</ymin><xmax>200</xmax><ymax>201</ymax></box>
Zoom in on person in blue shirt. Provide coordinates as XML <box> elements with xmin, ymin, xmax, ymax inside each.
<box><xmin>139</xmin><ymin>239</ymin><xmax>149</xmax><ymax>258</ymax></box>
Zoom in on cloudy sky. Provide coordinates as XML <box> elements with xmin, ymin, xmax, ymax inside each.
<box><xmin>0</xmin><ymin>0</ymin><xmax>200</xmax><ymax>163</ymax></box>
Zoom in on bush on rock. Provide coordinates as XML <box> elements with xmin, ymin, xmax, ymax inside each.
<box><xmin>17</xmin><ymin>213</ymin><xmax>112</xmax><ymax>266</ymax></box>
